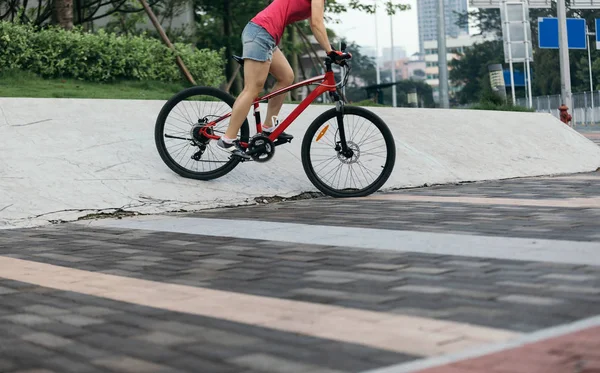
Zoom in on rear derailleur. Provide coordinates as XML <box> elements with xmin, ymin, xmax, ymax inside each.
<box><xmin>190</xmin><ymin>122</ymin><xmax>213</xmax><ymax>161</ymax></box>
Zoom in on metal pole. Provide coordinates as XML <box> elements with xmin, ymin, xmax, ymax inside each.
<box><xmin>587</xmin><ymin>25</ymin><xmax>595</xmax><ymax>124</ymax></box>
<box><xmin>375</xmin><ymin>0</ymin><xmax>381</xmax><ymax>85</ymax></box>
<box><xmin>437</xmin><ymin>0</ymin><xmax>449</xmax><ymax>108</ymax></box>
<box><xmin>522</xmin><ymin>2</ymin><xmax>533</xmax><ymax>109</ymax></box>
<box><xmin>503</xmin><ymin>1</ymin><xmax>516</xmax><ymax>105</ymax></box>
<box><xmin>557</xmin><ymin>0</ymin><xmax>572</xmax><ymax>110</ymax></box>
<box><xmin>390</xmin><ymin>13</ymin><xmax>397</xmax><ymax>107</ymax></box>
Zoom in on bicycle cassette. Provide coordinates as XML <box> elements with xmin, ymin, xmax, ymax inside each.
<box><xmin>248</xmin><ymin>134</ymin><xmax>275</xmax><ymax>163</ymax></box>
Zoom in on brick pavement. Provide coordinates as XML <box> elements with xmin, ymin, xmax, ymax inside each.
<box><xmin>1</xmin><ymin>162</ymin><xmax>600</xmax><ymax>371</ymax></box>
<box><xmin>373</xmin><ymin>322</ymin><xmax>600</xmax><ymax>373</ymax></box>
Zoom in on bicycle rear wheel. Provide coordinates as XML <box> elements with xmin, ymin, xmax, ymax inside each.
<box><xmin>154</xmin><ymin>86</ymin><xmax>250</xmax><ymax>180</ymax></box>
<box><xmin>301</xmin><ymin>106</ymin><xmax>396</xmax><ymax>198</ymax></box>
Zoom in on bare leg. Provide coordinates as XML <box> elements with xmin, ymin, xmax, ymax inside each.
<box><xmin>224</xmin><ymin>58</ymin><xmax>271</xmax><ymax>140</ymax></box>
<box><xmin>263</xmin><ymin>48</ymin><xmax>294</xmax><ymax>130</ymax></box>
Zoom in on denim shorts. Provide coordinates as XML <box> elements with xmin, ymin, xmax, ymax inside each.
<box><xmin>242</xmin><ymin>22</ymin><xmax>277</xmax><ymax>62</ymax></box>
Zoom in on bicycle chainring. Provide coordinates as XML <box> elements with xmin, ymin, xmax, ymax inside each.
<box><xmin>248</xmin><ymin>134</ymin><xmax>275</xmax><ymax>163</ymax></box>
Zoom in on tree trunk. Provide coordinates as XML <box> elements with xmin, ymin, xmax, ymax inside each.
<box><xmin>53</xmin><ymin>0</ymin><xmax>73</xmax><ymax>29</ymax></box>
<box><xmin>223</xmin><ymin>0</ymin><xmax>241</xmax><ymax>95</ymax></box>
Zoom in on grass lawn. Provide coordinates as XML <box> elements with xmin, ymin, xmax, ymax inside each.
<box><xmin>0</xmin><ymin>70</ymin><xmax>189</xmax><ymax>100</ymax></box>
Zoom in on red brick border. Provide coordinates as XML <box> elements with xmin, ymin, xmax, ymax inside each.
<box><xmin>416</xmin><ymin>326</ymin><xmax>600</xmax><ymax>373</ymax></box>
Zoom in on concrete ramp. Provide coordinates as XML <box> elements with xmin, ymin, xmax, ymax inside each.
<box><xmin>1</xmin><ymin>97</ymin><xmax>599</xmax><ymax>229</ymax></box>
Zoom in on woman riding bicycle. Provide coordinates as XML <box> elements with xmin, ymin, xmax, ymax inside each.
<box><xmin>217</xmin><ymin>0</ymin><xmax>346</xmax><ymax>159</ymax></box>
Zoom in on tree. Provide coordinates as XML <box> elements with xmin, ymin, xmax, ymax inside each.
<box><xmin>453</xmin><ymin>2</ymin><xmax>600</xmax><ymax>104</ymax></box>
<box><xmin>53</xmin><ymin>0</ymin><xmax>73</xmax><ymax>29</ymax></box>
<box><xmin>449</xmin><ymin>40</ymin><xmax>504</xmax><ymax>105</ymax></box>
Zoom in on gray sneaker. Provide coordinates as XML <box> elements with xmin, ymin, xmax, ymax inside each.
<box><xmin>217</xmin><ymin>138</ymin><xmax>251</xmax><ymax>160</ymax></box>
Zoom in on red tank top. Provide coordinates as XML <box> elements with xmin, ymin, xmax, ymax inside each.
<box><xmin>251</xmin><ymin>0</ymin><xmax>313</xmax><ymax>45</ymax></box>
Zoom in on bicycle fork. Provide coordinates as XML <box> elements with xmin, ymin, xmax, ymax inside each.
<box><xmin>330</xmin><ymin>90</ymin><xmax>353</xmax><ymax>159</ymax></box>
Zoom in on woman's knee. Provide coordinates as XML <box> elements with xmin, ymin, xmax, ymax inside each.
<box><xmin>243</xmin><ymin>80</ymin><xmax>265</xmax><ymax>96</ymax></box>
<box><xmin>279</xmin><ymin>69</ymin><xmax>295</xmax><ymax>86</ymax></box>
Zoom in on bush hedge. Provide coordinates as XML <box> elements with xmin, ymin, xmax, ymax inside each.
<box><xmin>0</xmin><ymin>21</ymin><xmax>225</xmax><ymax>86</ymax></box>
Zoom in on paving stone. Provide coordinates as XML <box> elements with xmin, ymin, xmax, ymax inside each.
<box><xmin>301</xmin><ymin>276</ymin><xmax>356</xmax><ymax>284</ymax></box>
<box><xmin>305</xmin><ymin>270</ymin><xmax>401</xmax><ymax>282</ymax></box>
<box><xmin>0</xmin><ymin>340</ymin><xmax>56</xmax><ymax>359</ymax></box>
<box><xmin>132</xmin><ymin>331</ymin><xmax>194</xmax><ymax>346</ymax></box>
<box><xmin>21</xmin><ymin>321</ymin><xmax>83</xmax><ymax>340</ymax></box>
<box><xmin>553</xmin><ymin>285</ymin><xmax>600</xmax><ymax>294</ymax></box>
<box><xmin>78</xmin><ymin>333</ymin><xmax>179</xmax><ymax>362</ymax></box>
<box><xmin>22</xmin><ymin>332</ymin><xmax>73</xmax><ymax>348</ymax></box>
<box><xmin>496</xmin><ymin>281</ymin><xmax>549</xmax><ymax>290</ymax></box>
<box><xmin>52</xmin><ymin>315</ymin><xmax>105</xmax><ymax>327</ymax></box>
<box><xmin>391</xmin><ymin>285</ymin><xmax>447</xmax><ymax>294</ymax></box>
<box><xmin>540</xmin><ymin>274</ymin><xmax>597</xmax><ymax>282</ymax></box>
<box><xmin>195</xmin><ymin>258</ymin><xmax>240</xmax><ymax>266</ymax></box>
<box><xmin>0</xmin><ymin>286</ymin><xmax>17</xmax><ymax>295</ymax></box>
<box><xmin>85</xmin><ymin>322</ymin><xmax>146</xmax><ymax>337</ymax></box>
<box><xmin>0</xmin><ymin>358</ymin><xmax>15</xmax><ymax>372</ymax></box>
<box><xmin>118</xmin><ymin>260</ymin><xmax>160</xmax><ymax>267</ymax></box>
<box><xmin>390</xmin><ymin>307</ymin><xmax>455</xmax><ymax>318</ymax></box>
<box><xmin>32</xmin><ymin>253</ymin><xmax>87</xmax><ymax>262</ymax></box>
<box><xmin>162</xmin><ymin>240</ymin><xmax>197</xmax><ymax>246</ymax></box>
<box><xmin>277</xmin><ymin>254</ymin><xmax>324</xmax><ymax>262</ymax></box>
<box><xmin>11</xmin><ymin>369</ymin><xmax>57</xmax><ymax>373</ymax></box>
<box><xmin>112</xmin><ymin>248</ymin><xmax>144</xmax><ymax>254</ymax></box>
<box><xmin>229</xmin><ymin>353</ymin><xmax>346</xmax><ymax>373</ymax></box>
<box><xmin>74</xmin><ymin>306</ymin><xmax>122</xmax><ymax>317</ymax></box>
<box><xmin>2</xmin><ymin>314</ymin><xmax>53</xmax><ymax>326</ymax></box>
<box><xmin>399</xmin><ymin>267</ymin><xmax>453</xmax><ymax>274</ymax></box>
<box><xmin>498</xmin><ymin>294</ymin><xmax>564</xmax><ymax>306</ymax></box>
<box><xmin>448</xmin><ymin>289</ymin><xmax>498</xmax><ymax>300</ymax></box>
<box><xmin>291</xmin><ymin>288</ymin><xmax>397</xmax><ymax>303</ymax></box>
<box><xmin>164</xmin><ymin>354</ymin><xmax>240</xmax><ymax>373</ymax></box>
<box><xmin>23</xmin><ymin>305</ymin><xmax>71</xmax><ymax>316</ymax></box>
<box><xmin>58</xmin><ymin>343</ymin><xmax>113</xmax><ymax>360</ymax></box>
<box><xmin>445</xmin><ymin>260</ymin><xmax>490</xmax><ymax>268</ymax></box>
<box><xmin>92</xmin><ymin>356</ymin><xmax>173</xmax><ymax>373</ymax></box>
<box><xmin>354</xmin><ymin>263</ymin><xmax>409</xmax><ymax>271</ymax></box>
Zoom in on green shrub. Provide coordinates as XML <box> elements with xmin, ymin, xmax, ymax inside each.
<box><xmin>0</xmin><ymin>22</ymin><xmax>225</xmax><ymax>86</ymax></box>
<box><xmin>470</xmin><ymin>101</ymin><xmax>535</xmax><ymax>112</ymax></box>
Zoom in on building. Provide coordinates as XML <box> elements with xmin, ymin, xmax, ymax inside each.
<box><xmin>423</xmin><ymin>33</ymin><xmax>497</xmax><ymax>103</ymax></box>
<box><xmin>382</xmin><ymin>53</ymin><xmax>426</xmax><ymax>81</ymax></box>
<box><xmin>417</xmin><ymin>0</ymin><xmax>469</xmax><ymax>55</ymax></box>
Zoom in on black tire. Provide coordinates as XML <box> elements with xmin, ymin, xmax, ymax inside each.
<box><xmin>301</xmin><ymin>106</ymin><xmax>396</xmax><ymax>198</ymax></box>
<box><xmin>154</xmin><ymin>86</ymin><xmax>250</xmax><ymax>180</ymax></box>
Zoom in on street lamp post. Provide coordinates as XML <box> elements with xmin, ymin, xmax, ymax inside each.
<box><xmin>437</xmin><ymin>0</ymin><xmax>450</xmax><ymax>108</ymax></box>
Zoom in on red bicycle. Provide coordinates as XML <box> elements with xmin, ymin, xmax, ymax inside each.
<box><xmin>154</xmin><ymin>45</ymin><xmax>396</xmax><ymax>198</ymax></box>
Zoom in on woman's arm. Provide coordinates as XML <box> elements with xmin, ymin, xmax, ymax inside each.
<box><xmin>310</xmin><ymin>0</ymin><xmax>333</xmax><ymax>54</ymax></box>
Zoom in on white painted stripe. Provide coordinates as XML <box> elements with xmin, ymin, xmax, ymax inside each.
<box><xmin>80</xmin><ymin>216</ymin><xmax>600</xmax><ymax>266</ymax></box>
<box><xmin>0</xmin><ymin>256</ymin><xmax>519</xmax><ymax>357</ymax></box>
<box><xmin>360</xmin><ymin>314</ymin><xmax>600</xmax><ymax>373</ymax></box>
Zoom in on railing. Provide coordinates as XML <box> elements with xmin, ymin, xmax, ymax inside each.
<box><xmin>516</xmin><ymin>91</ymin><xmax>600</xmax><ymax>126</ymax></box>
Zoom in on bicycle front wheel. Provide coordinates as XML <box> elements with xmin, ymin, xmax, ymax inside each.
<box><xmin>301</xmin><ymin>106</ymin><xmax>396</xmax><ymax>198</ymax></box>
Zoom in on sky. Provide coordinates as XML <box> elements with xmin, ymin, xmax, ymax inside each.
<box><xmin>327</xmin><ymin>0</ymin><xmax>477</xmax><ymax>56</ymax></box>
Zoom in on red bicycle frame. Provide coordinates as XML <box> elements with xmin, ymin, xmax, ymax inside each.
<box><xmin>199</xmin><ymin>69</ymin><xmax>339</xmax><ymax>148</ymax></box>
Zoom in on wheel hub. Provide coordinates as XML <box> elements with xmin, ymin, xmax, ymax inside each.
<box><xmin>190</xmin><ymin>124</ymin><xmax>213</xmax><ymax>145</ymax></box>
<box><xmin>337</xmin><ymin>141</ymin><xmax>360</xmax><ymax>164</ymax></box>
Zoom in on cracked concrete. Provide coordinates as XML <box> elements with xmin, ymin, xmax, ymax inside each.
<box><xmin>1</xmin><ymin>97</ymin><xmax>599</xmax><ymax>229</ymax></box>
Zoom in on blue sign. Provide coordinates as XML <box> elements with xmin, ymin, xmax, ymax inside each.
<box><xmin>596</xmin><ymin>19</ymin><xmax>600</xmax><ymax>47</ymax></box>
<box><xmin>538</xmin><ymin>17</ymin><xmax>587</xmax><ymax>50</ymax></box>
<box><xmin>503</xmin><ymin>69</ymin><xmax>526</xmax><ymax>87</ymax></box>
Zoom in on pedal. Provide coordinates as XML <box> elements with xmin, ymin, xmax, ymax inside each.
<box><xmin>274</xmin><ymin>138</ymin><xmax>292</xmax><ymax>147</ymax></box>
